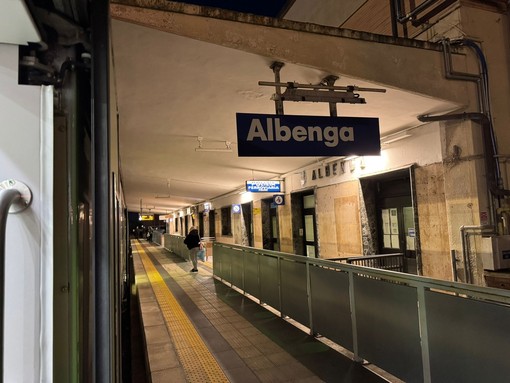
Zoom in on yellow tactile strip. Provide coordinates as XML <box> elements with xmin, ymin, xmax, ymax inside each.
<box><xmin>134</xmin><ymin>242</ymin><xmax>229</xmax><ymax>383</ymax></box>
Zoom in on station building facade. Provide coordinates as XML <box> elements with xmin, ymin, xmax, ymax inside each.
<box><xmin>166</xmin><ymin>1</ymin><xmax>510</xmax><ymax>287</ymax></box>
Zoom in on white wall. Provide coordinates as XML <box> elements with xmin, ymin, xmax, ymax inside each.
<box><xmin>203</xmin><ymin>121</ymin><xmax>442</xmax><ymax>211</ymax></box>
<box><xmin>0</xmin><ymin>44</ymin><xmax>52</xmax><ymax>382</ymax></box>
<box><xmin>286</xmin><ymin>122</ymin><xmax>443</xmax><ymax>192</ymax></box>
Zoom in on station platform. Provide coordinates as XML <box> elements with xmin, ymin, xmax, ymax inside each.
<box><xmin>131</xmin><ymin>240</ymin><xmax>395</xmax><ymax>383</ymax></box>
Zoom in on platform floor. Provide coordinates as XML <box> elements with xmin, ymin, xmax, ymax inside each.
<box><xmin>131</xmin><ymin>240</ymin><xmax>395</xmax><ymax>383</ymax></box>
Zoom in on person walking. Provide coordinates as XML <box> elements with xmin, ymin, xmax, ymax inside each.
<box><xmin>184</xmin><ymin>226</ymin><xmax>201</xmax><ymax>272</ymax></box>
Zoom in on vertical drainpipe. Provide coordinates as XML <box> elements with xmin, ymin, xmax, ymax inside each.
<box><xmin>389</xmin><ymin>0</ymin><xmax>399</xmax><ymax>37</ymax></box>
<box><xmin>418</xmin><ymin>112</ymin><xmax>505</xmax><ymax>282</ymax></box>
<box><xmin>420</xmin><ymin>39</ymin><xmax>510</xmax><ymax>282</ymax></box>
<box><xmin>91</xmin><ymin>0</ymin><xmax>111</xmax><ymax>382</ymax></box>
<box><xmin>418</xmin><ymin>113</ymin><xmax>500</xmax><ymax>225</ymax></box>
<box><xmin>459</xmin><ymin>225</ymin><xmax>495</xmax><ymax>284</ymax></box>
<box><xmin>409</xmin><ymin>166</ymin><xmax>423</xmax><ymax>275</ymax></box>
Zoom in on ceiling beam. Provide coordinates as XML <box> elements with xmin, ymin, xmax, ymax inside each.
<box><xmin>110</xmin><ymin>0</ymin><xmax>474</xmax><ymax>108</ymax></box>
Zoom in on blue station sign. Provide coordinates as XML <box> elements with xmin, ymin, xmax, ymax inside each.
<box><xmin>236</xmin><ymin>113</ymin><xmax>380</xmax><ymax>157</ymax></box>
<box><xmin>246</xmin><ymin>180</ymin><xmax>282</xmax><ymax>193</ymax></box>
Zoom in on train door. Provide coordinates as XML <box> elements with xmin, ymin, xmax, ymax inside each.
<box><xmin>262</xmin><ymin>198</ymin><xmax>279</xmax><ymax>250</ymax></box>
<box><xmin>53</xmin><ymin>57</ymin><xmax>93</xmax><ymax>382</ymax></box>
<box><xmin>376</xmin><ymin>173</ymin><xmax>417</xmax><ymax>274</ymax></box>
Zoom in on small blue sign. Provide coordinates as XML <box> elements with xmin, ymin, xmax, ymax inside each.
<box><xmin>246</xmin><ymin>180</ymin><xmax>281</xmax><ymax>193</ymax></box>
<box><xmin>232</xmin><ymin>204</ymin><xmax>241</xmax><ymax>214</ymax></box>
<box><xmin>236</xmin><ymin>113</ymin><xmax>380</xmax><ymax>157</ymax></box>
<box><xmin>273</xmin><ymin>195</ymin><xmax>285</xmax><ymax>205</ymax></box>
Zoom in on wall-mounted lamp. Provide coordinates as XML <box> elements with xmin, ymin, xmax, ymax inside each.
<box><xmin>195</xmin><ymin>136</ymin><xmax>233</xmax><ymax>152</ymax></box>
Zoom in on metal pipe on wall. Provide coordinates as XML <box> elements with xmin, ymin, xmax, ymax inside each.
<box><xmin>440</xmin><ymin>39</ymin><xmax>503</xmax><ymax>190</ymax></box>
<box><xmin>396</xmin><ymin>0</ymin><xmax>442</xmax><ymax>24</ymax></box>
<box><xmin>441</xmin><ymin>40</ymin><xmax>484</xmax><ymax>113</ymax></box>
<box><xmin>459</xmin><ymin>225</ymin><xmax>494</xmax><ymax>284</ymax></box>
<box><xmin>419</xmin><ymin>38</ymin><xmax>510</xmax><ymax>283</ymax></box>
<box><xmin>450</xmin><ymin>249</ymin><xmax>457</xmax><ymax>282</ymax></box>
<box><xmin>389</xmin><ymin>0</ymin><xmax>399</xmax><ymax>37</ymax></box>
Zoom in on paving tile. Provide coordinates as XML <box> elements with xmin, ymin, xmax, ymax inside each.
<box><xmin>213</xmin><ymin>349</ymin><xmax>248</xmax><ymax>370</ymax></box>
<box><xmin>225</xmin><ymin>365</ymin><xmax>261</xmax><ymax>383</ymax></box>
<box><xmin>144</xmin><ymin>324</ymin><xmax>170</xmax><ymax>346</ymax></box>
<box><xmin>147</xmin><ymin>342</ymin><xmax>180</xmax><ymax>371</ymax></box>
<box><xmin>235</xmin><ymin>345</ymin><xmax>264</xmax><ymax>359</ymax></box>
<box><xmin>244</xmin><ymin>354</ymin><xmax>275</xmax><ymax>371</ymax></box>
<box><xmin>151</xmin><ymin>367</ymin><xmax>187</xmax><ymax>383</ymax></box>
<box><xmin>140</xmin><ymin>310</ymin><xmax>165</xmax><ymax>327</ymax></box>
<box><xmin>136</xmin><ymin>242</ymin><xmax>388</xmax><ymax>383</ymax></box>
<box><xmin>254</xmin><ymin>367</ymin><xmax>286</xmax><ymax>383</ymax></box>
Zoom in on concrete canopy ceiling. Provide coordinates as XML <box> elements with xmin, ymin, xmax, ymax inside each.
<box><xmin>110</xmin><ymin>4</ymin><xmax>462</xmax><ymax>215</ymax></box>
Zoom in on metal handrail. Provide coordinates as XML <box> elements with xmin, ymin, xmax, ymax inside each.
<box><xmin>213</xmin><ymin>242</ymin><xmax>510</xmax><ymax>382</ymax></box>
<box><xmin>329</xmin><ymin>253</ymin><xmax>403</xmax><ymax>262</ymax></box>
<box><xmin>0</xmin><ymin>180</ymin><xmax>32</xmax><ymax>382</ymax></box>
<box><xmin>330</xmin><ymin>253</ymin><xmax>405</xmax><ymax>272</ymax></box>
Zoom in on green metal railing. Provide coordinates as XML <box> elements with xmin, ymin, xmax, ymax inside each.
<box><xmin>331</xmin><ymin>253</ymin><xmax>404</xmax><ymax>272</ymax></box>
<box><xmin>211</xmin><ymin>241</ymin><xmax>510</xmax><ymax>383</ymax></box>
<box><xmin>163</xmin><ymin>234</ymin><xmax>188</xmax><ymax>261</ymax></box>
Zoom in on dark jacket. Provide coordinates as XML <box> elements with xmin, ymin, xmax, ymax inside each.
<box><xmin>184</xmin><ymin>229</ymin><xmax>200</xmax><ymax>249</ymax></box>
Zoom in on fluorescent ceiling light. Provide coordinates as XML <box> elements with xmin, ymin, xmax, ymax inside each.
<box><xmin>195</xmin><ymin>147</ymin><xmax>233</xmax><ymax>152</ymax></box>
<box><xmin>195</xmin><ymin>136</ymin><xmax>233</xmax><ymax>152</ymax></box>
<box><xmin>381</xmin><ymin>133</ymin><xmax>412</xmax><ymax>145</ymax></box>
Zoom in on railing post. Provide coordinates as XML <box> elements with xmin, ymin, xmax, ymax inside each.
<box><xmin>242</xmin><ymin>248</ymin><xmax>246</xmax><ymax>293</ymax></box>
<box><xmin>0</xmin><ymin>180</ymin><xmax>32</xmax><ymax>383</ymax></box>
<box><xmin>306</xmin><ymin>261</ymin><xmax>314</xmax><ymax>335</ymax></box>
<box><xmin>257</xmin><ymin>251</ymin><xmax>262</xmax><ymax>305</ymax></box>
<box><xmin>278</xmin><ymin>256</ymin><xmax>283</xmax><ymax>317</ymax></box>
<box><xmin>348</xmin><ymin>271</ymin><xmax>362</xmax><ymax>362</ymax></box>
<box><xmin>417</xmin><ymin>285</ymin><xmax>432</xmax><ymax>383</ymax></box>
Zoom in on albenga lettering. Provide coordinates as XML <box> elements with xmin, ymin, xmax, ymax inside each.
<box><xmin>246</xmin><ymin>118</ymin><xmax>354</xmax><ymax>147</ymax></box>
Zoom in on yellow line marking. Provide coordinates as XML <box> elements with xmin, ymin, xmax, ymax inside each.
<box><xmin>134</xmin><ymin>242</ymin><xmax>229</xmax><ymax>382</ymax></box>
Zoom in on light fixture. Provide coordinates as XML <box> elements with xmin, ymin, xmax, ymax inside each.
<box><xmin>195</xmin><ymin>136</ymin><xmax>233</xmax><ymax>152</ymax></box>
<box><xmin>155</xmin><ymin>180</ymin><xmax>172</xmax><ymax>198</ymax></box>
<box><xmin>381</xmin><ymin>132</ymin><xmax>412</xmax><ymax>145</ymax></box>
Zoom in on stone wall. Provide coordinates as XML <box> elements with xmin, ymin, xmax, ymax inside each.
<box><xmin>316</xmin><ymin>181</ymin><xmax>362</xmax><ymax>258</ymax></box>
<box><xmin>252</xmin><ymin>200</ymin><xmax>263</xmax><ymax>248</ymax></box>
<box><xmin>278</xmin><ymin>196</ymin><xmax>294</xmax><ymax>253</ymax></box>
<box><xmin>415</xmin><ymin>163</ymin><xmax>452</xmax><ymax>280</ymax></box>
<box><xmin>359</xmin><ymin>180</ymin><xmax>378</xmax><ymax>255</ymax></box>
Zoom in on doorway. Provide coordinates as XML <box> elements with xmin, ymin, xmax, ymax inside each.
<box><xmin>291</xmin><ymin>190</ymin><xmax>318</xmax><ymax>257</ymax></box>
<box><xmin>241</xmin><ymin>202</ymin><xmax>253</xmax><ymax>247</ymax></box>
<box><xmin>362</xmin><ymin>169</ymin><xmax>418</xmax><ymax>274</ymax></box>
<box><xmin>208</xmin><ymin>210</ymin><xmax>216</xmax><ymax>238</ymax></box>
<box><xmin>262</xmin><ymin>198</ymin><xmax>279</xmax><ymax>250</ymax></box>
<box><xmin>302</xmin><ymin>193</ymin><xmax>317</xmax><ymax>257</ymax></box>
<box><xmin>198</xmin><ymin>212</ymin><xmax>204</xmax><ymax>237</ymax></box>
